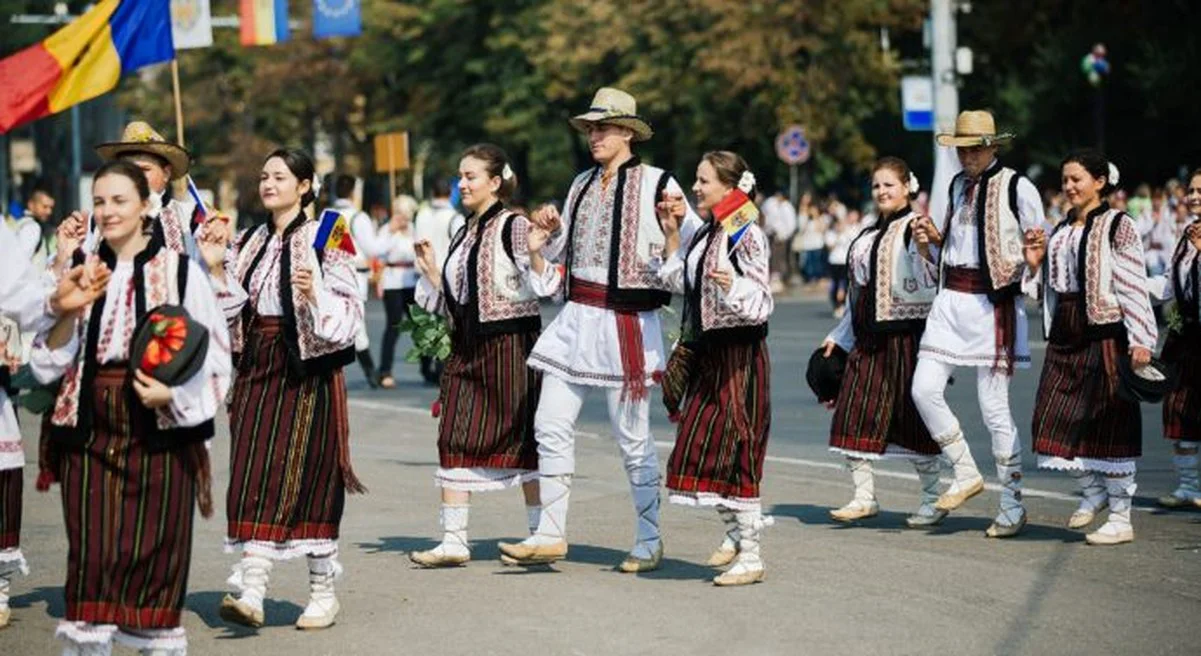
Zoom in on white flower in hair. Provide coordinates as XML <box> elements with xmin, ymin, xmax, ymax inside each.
<box><xmin>738</xmin><ymin>171</ymin><xmax>756</xmax><ymax>194</ymax></box>
<box><xmin>502</xmin><ymin>163</ymin><xmax>514</xmax><ymax>181</ymax></box>
<box><xmin>311</xmin><ymin>174</ymin><xmax>322</xmax><ymax>198</ymax></box>
<box><xmin>1107</xmin><ymin>161</ymin><xmax>1120</xmax><ymax>186</ymax></box>
<box><xmin>907</xmin><ymin>172</ymin><xmax>920</xmax><ymax>194</ymax></box>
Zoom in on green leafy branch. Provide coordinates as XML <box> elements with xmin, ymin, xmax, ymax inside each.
<box><xmin>397</xmin><ymin>305</ymin><xmax>452</xmax><ymax>363</ymax></box>
<box><xmin>1165</xmin><ymin>301</ymin><xmax>1184</xmax><ymax>335</ymax></box>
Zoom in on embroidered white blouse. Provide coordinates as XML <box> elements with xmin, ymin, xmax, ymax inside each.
<box><xmin>826</xmin><ymin>222</ymin><xmax>938</xmax><ymax>351</ymax></box>
<box><xmin>1147</xmin><ymin>217</ymin><xmax>1199</xmax><ymax>320</ymax></box>
<box><xmin>29</xmin><ymin>259</ymin><xmax>233</xmax><ymax>429</ymax></box>
<box><xmin>415</xmin><ymin>214</ymin><xmax>554</xmax><ymax>315</ymax></box>
<box><xmin>212</xmin><ymin>228</ymin><xmax>362</xmax><ymax>348</ymax></box>
<box><xmin>377</xmin><ymin>225</ymin><xmax>418</xmax><ymax>291</ymax></box>
<box><xmin>658</xmin><ymin>223</ymin><xmax>774</xmax><ymax>327</ymax></box>
<box><xmin>0</xmin><ymin>226</ymin><xmax>56</xmax><ymax>470</ymax></box>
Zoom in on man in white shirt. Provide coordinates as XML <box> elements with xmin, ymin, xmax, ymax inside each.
<box><xmin>9</xmin><ymin>188</ymin><xmax>54</xmax><ymax>269</ymax></box>
<box><xmin>412</xmin><ymin>180</ymin><xmax>463</xmax><ymax>383</ymax></box>
<box><xmin>332</xmin><ymin>175</ymin><xmax>388</xmax><ymax>388</ymax></box>
<box><xmin>761</xmin><ymin>189</ymin><xmax>797</xmax><ymax>290</ymax></box>
<box><xmin>911</xmin><ymin>110</ymin><xmax>1046</xmax><ymax>539</ymax></box>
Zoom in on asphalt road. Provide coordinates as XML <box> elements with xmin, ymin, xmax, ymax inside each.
<box><xmin>1</xmin><ymin>290</ymin><xmax>1199</xmax><ymax>655</ymax></box>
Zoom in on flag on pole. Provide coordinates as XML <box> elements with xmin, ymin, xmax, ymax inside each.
<box><xmin>313</xmin><ymin>0</ymin><xmax>362</xmax><ymax>39</ymax></box>
<box><xmin>0</xmin><ymin>0</ymin><xmax>175</xmax><ymax>134</ymax></box>
<box><xmin>171</xmin><ymin>0</ymin><xmax>214</xmax><ymax>50</ymax></box>
<box><xmin>239</xmin><ymin>0</ymin><xmax>290</xmax><ymax>46</ymax></box>
<box><xmin>313</xmin><ymin>209</ymin><xmax>357</xmax><ymax>256</ymax></box>
<box><xmin>185</xmin><ymin>176</ymin><xmax>208</xmax><ymax>226</ymax></box>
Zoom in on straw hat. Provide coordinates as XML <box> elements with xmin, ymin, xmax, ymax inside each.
<box><xmin>95</xmin><ymin>121</ymin><xmax>191</xmax><ymax>179</ymax></box>
<box><xmin>569</xmin><ymin>87</ymin><xmax>653</xmax><ymax>142</ymax></box>
<box><xmin>936</xmin><ymin>110</ymin><xmax>1015</xmax><ymax>148</ymax></box>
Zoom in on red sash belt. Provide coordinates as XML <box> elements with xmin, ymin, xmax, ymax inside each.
<box><xmin>569</xmin><ymin>278</ymin><xmax>648</xmax><ymax>401</ymax></box>
<box><xmin>944</xmin><ymin>267</ymin><xmax>1017</xmax><ymax>376</ymax></box>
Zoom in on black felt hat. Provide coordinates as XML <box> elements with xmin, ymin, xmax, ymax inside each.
<box><xmin>129</xmin><ymin>304</ymin><xmax>209</xmax><ymax>387</ymax></box>
<box><xmin>1116</xmin><ymin>355</ymin><xmax>1177</xmax><ymax>404</ymax></box>
<box><xmin>806</xmin><ymin>345</ymin><xmax>847</xmax><ymax>403</ymax></box>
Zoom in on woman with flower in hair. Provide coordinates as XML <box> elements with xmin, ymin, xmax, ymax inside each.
<box><xmin>819</xmin><ymin>158</ymin><xmax>945</xmax><ymax>528</ymax></box>
<box><xmin>658</xmin><ymin>151</ymin><xmax>774</xmax><ymax>586</ymax></box>
<box><xmin>201</xmin><ymin>147</ymin><xmax>365</xmax><ymax>630</ymax></box>
<box><xmin>1024</xmin><ymin>150</ymin><xmax>1157</xmax><ymax>546</ymax></box>
<box><xmin>1150</xmin><ymin>168</ymin><xmax>1201</xmax><ymax>510</ymax></box>
<box><xmin>30</xmin><ymin>160</ymin><xmax>231</xmax><ymax>655</ymax></box>
<box><xmin>407</xmin><ymin>144</ymin><xmax>557</xmax><ymax>567</ymax></box>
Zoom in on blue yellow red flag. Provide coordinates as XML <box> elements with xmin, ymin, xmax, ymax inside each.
<box><xmin>711</xmin><ymin>189</ymin><xmax>759</xmax><ymax>247</ymax></box>
<box><xmin>0</xmin><ymin>0</ymin><xmax>175</xmax><ymax>133</ymax></box>
<box><xmin>313</xmin><ymin>209</ymin><xmax>357</xmax><ymax>256</ymax></box>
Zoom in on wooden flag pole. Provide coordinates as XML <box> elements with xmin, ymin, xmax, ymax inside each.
<box><xmin>171</xmin><ymin>59</ymin><xmax>186</xmax><ymax>148</ymax></box>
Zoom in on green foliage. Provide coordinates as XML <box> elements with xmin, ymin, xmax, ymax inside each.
<box><xmin>397</xmin><ymin>304</ymin><xmax>452</xmax><ymax>363</ymax></box>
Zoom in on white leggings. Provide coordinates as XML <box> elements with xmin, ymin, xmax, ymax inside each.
<box><xmin>533</xmin><ymin>375</ymin><xmax>659</xmax><ymax>484</ymax></box>
<box><xmin>911</xmin><ymin>358</ymin><xmax>1021</xmax><ymax>465</ymax></box>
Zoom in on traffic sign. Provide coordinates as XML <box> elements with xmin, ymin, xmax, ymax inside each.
<box><xmin>901</xmin><ymin>76</ymin><xmax>934</xmax><ymax>132</ymax></box>
<box><xmin>775</xmin><ymin>125</ymin><xmax>810</xmax><ymax>165</ymax></box>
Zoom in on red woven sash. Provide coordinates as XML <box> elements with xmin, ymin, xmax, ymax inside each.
<box><xmin>944</xmin><ymin>267</ymin><xmax>1016</xmax><ymax>375</ymax></box>
<box><xmin>569</xmin><ymin>278</ymin><xmax>648</xmax><ymax>401</ymax></box>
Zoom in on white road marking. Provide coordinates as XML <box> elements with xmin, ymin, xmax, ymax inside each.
<box><xmin>348</xmin><ymin>398</ymin><xmax>1081</xmax><ymax>504</ymax></box>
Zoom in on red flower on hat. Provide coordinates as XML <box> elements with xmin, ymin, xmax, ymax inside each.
<box><xmin>431</xmin><ymin>399</ymin><xmax>442</xmax><ymax>418</ymax></box>
<box><xmin>140</xmin><ymin>313</ymin><xmax>188</xmax><ymax>373</ymax></box>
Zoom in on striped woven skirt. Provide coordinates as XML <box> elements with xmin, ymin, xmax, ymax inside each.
<box><xmin>666</xmin><ymin>339</ymin><xmax>771</xmax><ymax>508</ymax></box>
<box><xmin>0</xmin><ymin>466</ymin><xmax>20</xmax><ymax>551</ymax></box>
<box><xmin>1162</xmin><ymin>325</ymin><xmax>1201</xmax><ymax>442</ymax></box>
<box><xmin>226</xmin><ymin>318</ymin><xmax>355</xmax><ymax>559</ymax></box>
<box><xmin>1032</xmin><ymin>294</ymin><xmax>1141</xmax><ymax>466</ymax></box>
<box><xmin>436</xmin><ymin>330</ymin><xmax>540</xmax><ymax>481</ymax></box>
<box><xmin>59</xmin><ymin>366</ymin><xmax>204</xmax><ymax>629</ymax></box>
<box><xmin>829</xmin><ymin>322</ymin><xmax>938</xmax><ymax>459</ymax></box>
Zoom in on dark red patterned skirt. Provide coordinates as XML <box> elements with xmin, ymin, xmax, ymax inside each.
<box><xmin>829</xmin><ymin>288</ymin><xmax>938</xmax><ymax>456</ymax></box>
<box><xmin>1032</xmin><ymin>295</ymin><xmax>1141</xmax><ymax>460</ymax></box>
<box><xmin>226</xmin><ymin>318</ymin><xmax>353</xmax><ymax>547</ymax></box>
<box><xmin>437</xmin><ymin>330</ymin><xmax>540</xmax><ymax>470</ymax></box>
<box><xmin>59</xmin><ymin>366</ymin><xmax>205</xmax><ymax>629</ymax></box>
<box><xmin>1162</xmin><ymin>325</ymin><xmax>1201</xmax><ymax>442</ymax></box>
<box><xmin>0</xmin><ymin>466</ymin><xmax>20</xmax><ymax>550</ymax></box>
<box><xmin>667</xmin><ymin>339</ymin><xmax>771</xmax><ymax>501</ymax></box>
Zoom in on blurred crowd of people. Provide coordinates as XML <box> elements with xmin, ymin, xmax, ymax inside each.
<box><xmin>759</xmin><ymin>172</ymin><xmax>1200</xmax><ymax>319</ymax></box>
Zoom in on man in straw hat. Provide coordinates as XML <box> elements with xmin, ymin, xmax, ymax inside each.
<box><xmin>499</xmin><ymin>87</ymin><xmax>701</xmax><ymax>571</ymax></box>
<box><xmin>81</xmin><ymin>121</ymin><xmax>203</xmax><ymax>259</ymax></box>
<box><xmin>909</xmin><ymin>110</ymin><xmax>1046</xmax><ymax>538</ymax></box>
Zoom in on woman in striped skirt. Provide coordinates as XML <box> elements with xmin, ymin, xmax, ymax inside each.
<box><xmin>820</xmin><ymin>158</ymin><xmax>945</xmax><ymax>527</ymax></box>
<box><xmin>30</xmin><ymin>160</ymin><xmax>231</xmax><ymax>655</ymax></box>
<box><xmin>1025</xmin><ymin>150</ymin><xmax>1157</xmax><ymax>546</ymax></box>
<box><xmin>1150</xmin><ymin>169</ymin><xmax>1201</xmax><ymax>509</ymax></box>
<box><xmin>409</xmin><ymin>144</ymin><xmax>557</xmax><ymax>567</ymax></box>
<box><xmin>658</xmin><ymin>151</ymin><xmax>774</xmax><ymax>586</ymax></box>
<box><xmin>203</xmin><ymin>148</ymin><xmax>365</xmax><ymax>630</ymax></box>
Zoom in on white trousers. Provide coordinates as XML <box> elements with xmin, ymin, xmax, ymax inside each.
<box><xmin>911</xmin><ymin>358</ymin><xmax>1021</xmax><ymax>465</ymax></box>
<box><xmin>534</xmin><ymin>374</ymin><xmax>658</xmax><ymax>484</ymax></box>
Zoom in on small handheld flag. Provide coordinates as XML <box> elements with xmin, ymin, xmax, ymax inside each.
<box><xmin>185</xmin><ymin>176</ymin><xmax>207</xmax><ymax>225</ymax></box>
<box><xmin>313</xmin><ymin>209</ymin><xmax>357</xmax><ymax>256</ymax></box>
<box><xmin>711</xmin><ymin>189</ymin><xmax>759</xmax><ymax>247</ymax></box>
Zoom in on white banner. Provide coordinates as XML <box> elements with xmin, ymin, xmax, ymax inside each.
<box><xmin>171</xmin><ymin>0</ymin><xmax>214</xmax><ymax>50</ymax></box>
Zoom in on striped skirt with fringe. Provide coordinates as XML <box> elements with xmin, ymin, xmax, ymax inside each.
<box><xmin>1162</xmin><ymin>325</ymin><xmax>1201</xmax><ymax>442</ymax></box>
<box><xmin>226</xmin><ymin>318</ymin><xmax>358</xmax><ymax>559</ymax></box>
<box><xmin>436</xmin><ymin>330</ymin><xmax>540</xmax><ymax>472</ymax></box>
<box><xmin>59</xmin><ymin>366</ymin><xmax>205</xmax><ymax>629</ymax></box>
<box><xmin>666</xmin><ymin>339</ymin><xmax>771</xmax><ymax>506</ymax></box>
<box><xmin>1032</xmin><ymin>294</ymin><xmax>1141</xmax><ymax>462</ymax></box>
